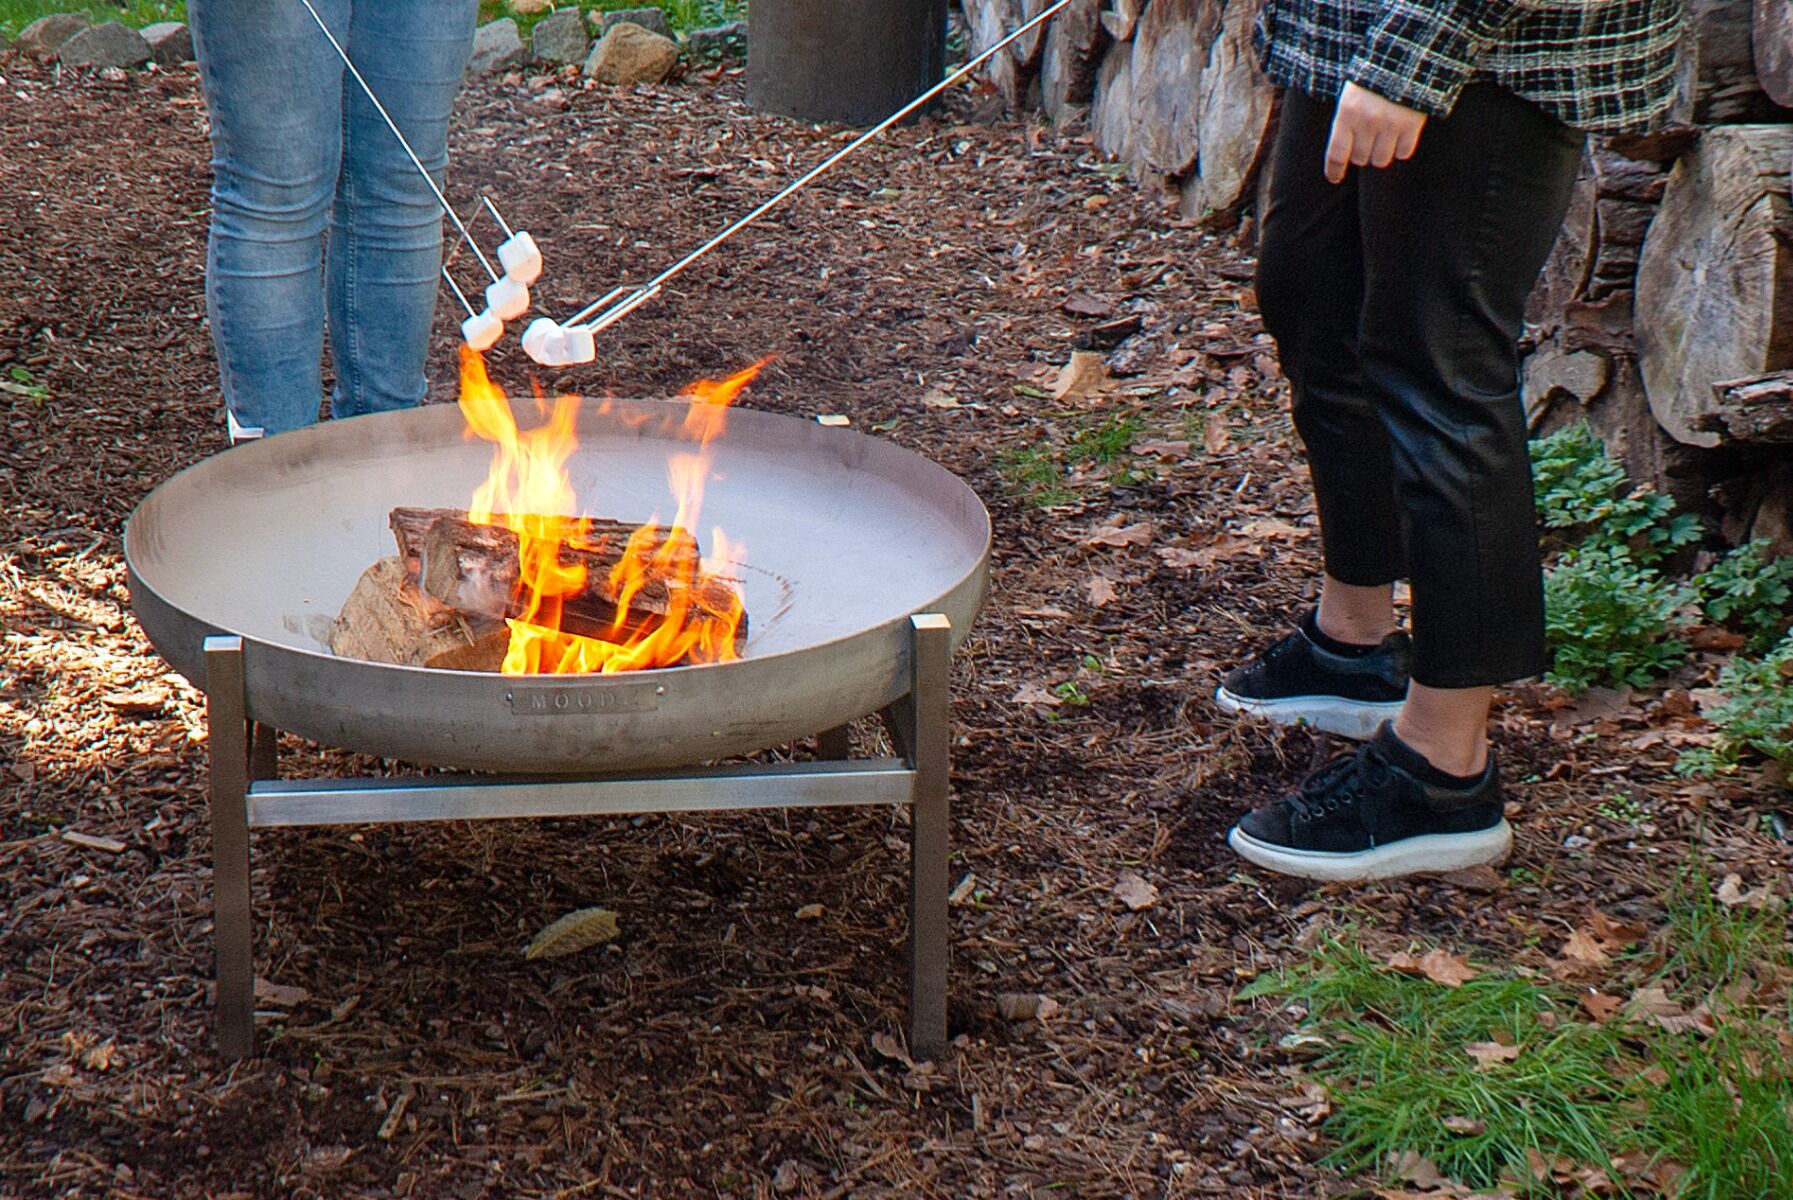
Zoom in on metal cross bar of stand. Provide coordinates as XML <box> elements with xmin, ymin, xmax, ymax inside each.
<box><xmin>201</xmin><ymin>615</ymin><xmax>955</xmax><ymax>1062</ymax></box>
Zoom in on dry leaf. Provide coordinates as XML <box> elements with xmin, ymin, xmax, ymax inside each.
<box><xmin>102</xmin><ymin>688</ymin><xmax>166</xmax><ymax>716</ymax></box>
<box><xmin>523</xmin><ymin>907</ymin><xmax>620</xmax><ymax>960</ymax></box>
<box><xmin>254</xmin><ymin>979</ymin><xmax>311</xmax><ymax>1008</ymax></box>
<box><xmin>795</xmin><ymin>903</ymin><xmax>825</xmax><ymax>921</ymax></box>
<box><xmin>1387</xmin><ymin>948</ymin><xmax>1479</xmax><ymax>988</ymax></box>
<box><xmin>1114</xmin><ymin>871</ymin><xmax>1159</xmax><ymax>912</ymax></box>
<box><xmin>919</xmin><ymin>387</ymin><xmax>963</xmax><ymax>409</ymax></box>
<box><xmin>1465</xmin><ymin>1040</ymin><xmax>1522</xmax><ymax>1069</ymax></box>
<box><xmin>1587</xmin><ymin>910</ymin><xmax>1648</xmax><ymax>949</ymax></box>
<box><xmin>1011</xmin><ymin>683</ymin><xmax>1062</xmax><ymax>707</ymax></box>
<box><xmin>1559</xmin><ymin>928</ymin><xmax>1611</xmax><ymax>968</ymax></box>
<box><xmin>1087</xmin><ymin>519</ymin><xmax>1153</xmax><ymax>548</ymax></box>
<box><xmin>1391</xmin><ymin>1152</ymin><xmax>1449</xmax><ymax>1189</ymax></box>
<box><xmin>1051</xmin><ymin>351</ymin><xmax>1112</xmax><ymax>402</ymax></box>
<box><xmin>1238</xmin><ymin>517</ymin><xmax>1305</xmax><ymax>541</ymax></box>
<box><xmin>1086</xmin><ymin>574</ymin><xmax>1117</xmax><ymax>607</ymax></box>
<box><xmin>1442</xmin><ymin>1115</ymin><xmax>1486</xmax><ymax>1136</ymax></box>
<box><xmin>1134</xmin><ymin>439</ymin><xmax>1191</xmax><ymax>459</ymax></box>
<box><xmin>1060</xmin><ymin>292</ymin><xmax>1114</xmax><ymax>318</ymax></box>
<box><xmin>1716</xmin><ymin>873</ymin><xmax>1777</xmax><ymax>910</ymax></box>
<box><xmin>1580</xmin><ymin>989</ymin><xmax>1623</xmax><ymax>1022</ymax></box>
<box><xmin>81</xmin><ymin>1042</ymin><xmax>117</xmax><ymax>1072</ymax></box>
<box><xmin>1202</xmin><ymin>411</ymin><xmax>1232</xmax><ymax>454</ymax></box>
<box><xmin>870</xmin><ymin>1031</ymin><xmax>912</xmax><ymax>1066</ymax></box>
<box><xmin>1627</xmin><ymin>986</ymin><xmax>1715</xmax><ymax>1036</ymax></box>
<box><xmin>1155</xmin><ymin>534</ymin><xmax>1255</xmax><ymax>569</ymax></box>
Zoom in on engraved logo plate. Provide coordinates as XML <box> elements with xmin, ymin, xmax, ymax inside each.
<box><xmin>506</xmin><ymin>681</ymin><xmax>664</xmax><ymax>716</ymax></box>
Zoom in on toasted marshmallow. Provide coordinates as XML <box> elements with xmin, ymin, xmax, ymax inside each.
<box><xmin>485</xmin><ymin>276</ymin><xmax>530</xmax><ymax>322</ymax></box>
<box><xmin>497</xmin><ymin>232</ymin><xmax>542</xmax><ymax>286</ymax></box>
<box><xmin>461</xmin><ymin>309</ymin><xmax>504</xmax><ymax>352</ymax></box>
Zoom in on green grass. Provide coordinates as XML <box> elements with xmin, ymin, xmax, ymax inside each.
<box><xmin>1249</xmin><ymin>863</ymin><xmax>1793</xmax><ymax>1198</ymax></box>
<box><xmin>1000</xmin><ymin>413</ymin><xmax>1146</xmax><ymax>507</ymax></box>
<box><xmin>0</xmin><ymin>0</ymin><xmax>184</xmax><ymax>40</ymax></box>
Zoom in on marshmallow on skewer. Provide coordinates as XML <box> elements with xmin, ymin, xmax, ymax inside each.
<box><xmin>521</xmin><ymin>317</ymin><xmax>569</xmax><ymax>366</ymax></box>
<box><xmin>560</xmin><ymin>325</ymin><xmax>596</xmax><ymax>364</ymax></box>
<box><xmin>497</xmin><ymin>232</ymin><xmax>542</xmax><ymax>286</ymax></box>
<box><xmin>485</xmin><ymin>276</ymin><xmax>531</xmax><ymax>322</ymax></box>
<box><xmin>461</xmin><ymin>309</ymin><xmax>504</xmax><ymax>352</ymax></box>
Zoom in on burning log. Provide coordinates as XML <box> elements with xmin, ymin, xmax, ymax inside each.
<box><xmin>329</xmin><ymin>557</ymin><xmax>512</xmax><ymax>671</ymax></box>
<box><xmin>331</xmin><ymin>508</ymin><xmax>748</xmax><ymax>672</ymax></box>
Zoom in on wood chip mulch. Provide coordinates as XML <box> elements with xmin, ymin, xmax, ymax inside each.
<box><xmin>1</xmin><ymin>54</ymin><xmax>1787</xmax><ymax>1200</ymax></box>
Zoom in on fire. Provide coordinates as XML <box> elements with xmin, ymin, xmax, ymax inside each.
<box><xmin>455</xmin><ymin>347</ymin><xmax>765</xmax><ymax>675</ymax></box>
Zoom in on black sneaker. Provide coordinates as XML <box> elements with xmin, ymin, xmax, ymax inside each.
<box><xmin>1214</xmin><ymin>611</ymin><xmax>1409</xmax><ymax>739</ymax></box>
<box><xmin>1227</xmin><ymin>725</ymin><xmax>1512</xmax><ymax>882</ymax></box>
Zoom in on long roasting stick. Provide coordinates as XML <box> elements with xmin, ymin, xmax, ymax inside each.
<box><xmin>560</xmin><ymin>0</ymin><xmax>1080</xmax><ymax>337</ymax></box>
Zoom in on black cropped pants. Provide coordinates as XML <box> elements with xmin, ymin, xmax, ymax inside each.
<box><xmin>1256</xmin><ymin>84</ymin><xmax>1584</xmax><ymax>689</ymax></box>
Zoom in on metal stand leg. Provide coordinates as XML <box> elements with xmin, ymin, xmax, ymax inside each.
<box><xmin>815</xmin><ymin>725</ymin><xmax>852</xmax><ymax>760</ymax></box>
<box><xmin>249</xmin><ymin>722</ymin><xmax>279</xmax><ymax>781</ymax></box>
<box><xmin>204</xmin><ymin>637</ymin><xmax>255</xmax><ymax>1060</ymax></box>
<box><xmin>905</xmin><ymin>614</ymin><xmax>952</xmax><ymax>1059</ymax></box>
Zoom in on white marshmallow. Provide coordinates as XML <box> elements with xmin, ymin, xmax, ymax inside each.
<box><xmin>560</xmin><ymin>325</ymin><xmax>596</xmax><ymax>364</ymax></box>
<box><xmin>461</xmin><ymin>309</ymin><xmax>504</xmax><ymax>352</ymax></box>
<box><xmin>485</xmin><ymin>276</ymin><xmax>531</xmax><ymax>322</ymax></box>
<box><xmin>498</xmin><ymin>232</ymin><xmax>542</xmax><ymax>285</ymax></box>
<box><xmin>521</xmin><ymin>317</ymin><xmax>566</xmax><ymax>365</ymax></box>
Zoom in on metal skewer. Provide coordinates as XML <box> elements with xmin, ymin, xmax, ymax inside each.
<box><xmin>294</xmin><ymin>0</ymin><xmax>502</xmax><ymax>284</ymax></box>
<box><xmin>560</xmin><ymin>0</ymin><xmax>1080</xmax><ymax>337</ymax></box>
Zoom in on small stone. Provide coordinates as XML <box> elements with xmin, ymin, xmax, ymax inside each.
<box><xmin>17</xmin><ymin>12</ymin><xmax>91</xmax><ymax>60</ymax></box>
<box><xmin>59</xmin><ymin>22</ymin><xmax>153</xmax><ymax>70</ymax></box>
<box><xmin>509</xmin><ymin>0</ymin><xmax>552</xmax><ymax>13</ymax></box>
<box><xmin>685</xmin><ymin>20</ymin><xmax>747</xmax><ymax>57</ymax></box>
<box><xmin>467</xmin><ymin>18</ymin><xmax>528</xmax><ymax>77</ymax></box>
<box><xmin>583</xmin><ymin>23</ymin><xmax>678</xmax><ymax>85</ymax></box>
<box><xmin>529</xmin><ymin>9</ymin><xmax>589</xmax><ymax>66</ymax></box>
<box><xmin>140</xmin><ymin>22</ymin><xmax>194</xmax><ymax>67</ymax></box>
<box><xmin>591</xmin><ymin>6</ymin><xmax>673</xmax><ymax>39</ymax></box>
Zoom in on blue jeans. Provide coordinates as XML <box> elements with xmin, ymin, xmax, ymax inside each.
<box><xmin>190</xmin><ymin>0</ymin><xmax>477</xmax><ymax>435</ymax></box>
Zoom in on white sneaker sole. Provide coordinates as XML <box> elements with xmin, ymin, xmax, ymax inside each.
<box><xmin>1214</xmin><ymin>686</ymin><xmax>1404</xmax><ymax>741</ymax></box>
<box><xmin>1227</xmin><ymin>820</ymin><xmax>1514</xmax><ymax>883</ymax></box>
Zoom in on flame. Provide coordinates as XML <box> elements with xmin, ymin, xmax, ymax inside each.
<box><xmin>455</xmin><ymin>347</ymin><xmax>766</xmax><ymax>674</ymax></box>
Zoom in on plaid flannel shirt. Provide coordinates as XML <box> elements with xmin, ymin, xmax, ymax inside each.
<box><xmin>1257</xmin><ymin>0</ymin><xmax>1685</xmax><ymax>133</ymax></box>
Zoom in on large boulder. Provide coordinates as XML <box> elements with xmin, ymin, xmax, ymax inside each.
<box><xmin>468</xmin><ymin>18</ymin><xmax>527</xmax><ymax>76</ymax></box>
<box><xmin>530</xmin><ymin>8</ymin><xmax>589</xmax><ymax>65</ymax></box>
<box><xmin>584</xmin><ymin>22</ymin><xmax>678</xmax><ymax>84</ymax></box>
<box><xmin>17</xmin><ymin>12</ymin><xmax>90</xmax><ymax>60</ymax></box>
<box><xmin>141</xmin><ymin>21</ymin><xmax>194</xmax><ymax>67</ymax></box>
<box><xmin>591</xmin><ymin>7</ymin><xmax>673</xmax><ymax>39</ymax></box>
<box><xmin>59</xmin><ymin>22</ymin><xmax>153</xmax><ymax>69</ymax></box>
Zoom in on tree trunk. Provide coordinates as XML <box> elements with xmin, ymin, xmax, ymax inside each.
<box><xmin>1637</xmin><ymin>125</ymin><xmax>1793</xmax><ymax>446</ymax></box>
<box><xmin>1129</xmin><ymin>0</ymin><xmax>1222</xmax><ymax>176</ymax></box>
<box><xmin>1039</xmin><ymin>0</ymin><xmax>1106</xmax><ymax>123</ymax></box>
<box><xmin>1755</xmin><ymin>0</ymin><xmax>1793</xmax><ymax>107</ymax></box>
<box><xmin>1180</xmin><ymin>0</ymin><xmax>1277</xmax><ymax>224</ymax></box>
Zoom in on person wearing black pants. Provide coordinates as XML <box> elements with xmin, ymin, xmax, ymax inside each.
<box><xmin>1215</xmin><ymin>0</ymin><xmax>1684</xmax><ymax>881</ymax></box>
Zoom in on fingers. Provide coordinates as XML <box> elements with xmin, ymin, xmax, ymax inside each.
<box><xmin>1368</xmin><ymin>129</ymin><xmax>1401</xmax><ymax>170</ymax></box>
<box><xmin>1393</xmin><ymin>122</ymin><xmax>1424</xmax><ymax>162</ymax></box>
<box><xmin>1325</xmin><ymin>123</ymin><xmax>1353</xmax><ymax>185</ymax></box>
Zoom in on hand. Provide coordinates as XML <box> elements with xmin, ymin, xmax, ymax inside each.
<box><xmin>1325</xmin><ymin>82</ymin><xmax>1427</xmax><ymax>184</ymax></box>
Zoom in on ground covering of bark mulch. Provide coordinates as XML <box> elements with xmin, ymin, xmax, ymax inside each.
<box><xmin>1</xmin><ymin>51</ymin><xmax>1789</xmax><ymax>1200</ymax></box>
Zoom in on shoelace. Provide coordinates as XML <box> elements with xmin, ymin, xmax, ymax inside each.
<box><xmin>1286</xmin><ymin>743</ymin><xmax>1396</xmax><ymax>824</ymax></box>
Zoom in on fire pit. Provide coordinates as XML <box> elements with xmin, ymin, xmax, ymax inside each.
<box><xmin>125</xmin><ymin>394</ymin><xmax>989</xmax><ymax>1060</ymax></box>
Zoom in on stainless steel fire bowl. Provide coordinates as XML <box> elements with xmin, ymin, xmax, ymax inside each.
<box><xmin>126</xmin><ymin>398</ymin><xmax>990</xmax><ymax>772</ymax></box>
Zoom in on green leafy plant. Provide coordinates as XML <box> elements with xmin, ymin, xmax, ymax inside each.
<box><xmin>1531</xmin><ymin>423</ymin><xmax>1699</xmax><ymax>563</ymax></box>
<box><xmin>1695</xmin><ymin>539</ymin><xmax>1793</xmax><ymax>653</ymax></box>
<box><xmin>1542</xmin><ymin>543</ymin><xmax>1692</xmax><ymax>693</ymax></box>
<box><xmin>1676</xmin><ymin>633</ymin><xmax>1793</xmax><ymax>779</ymax></box>
<box><xmin>0</xmin><ymin>365</ymin><xmax>49</xmax><ymax>408</ymax></box>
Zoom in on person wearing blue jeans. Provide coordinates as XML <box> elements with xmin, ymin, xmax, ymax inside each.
<box><xmin>189</xmin><ymin>0</ymin><xmax>479</xmax><ymax>437</ymax></box>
